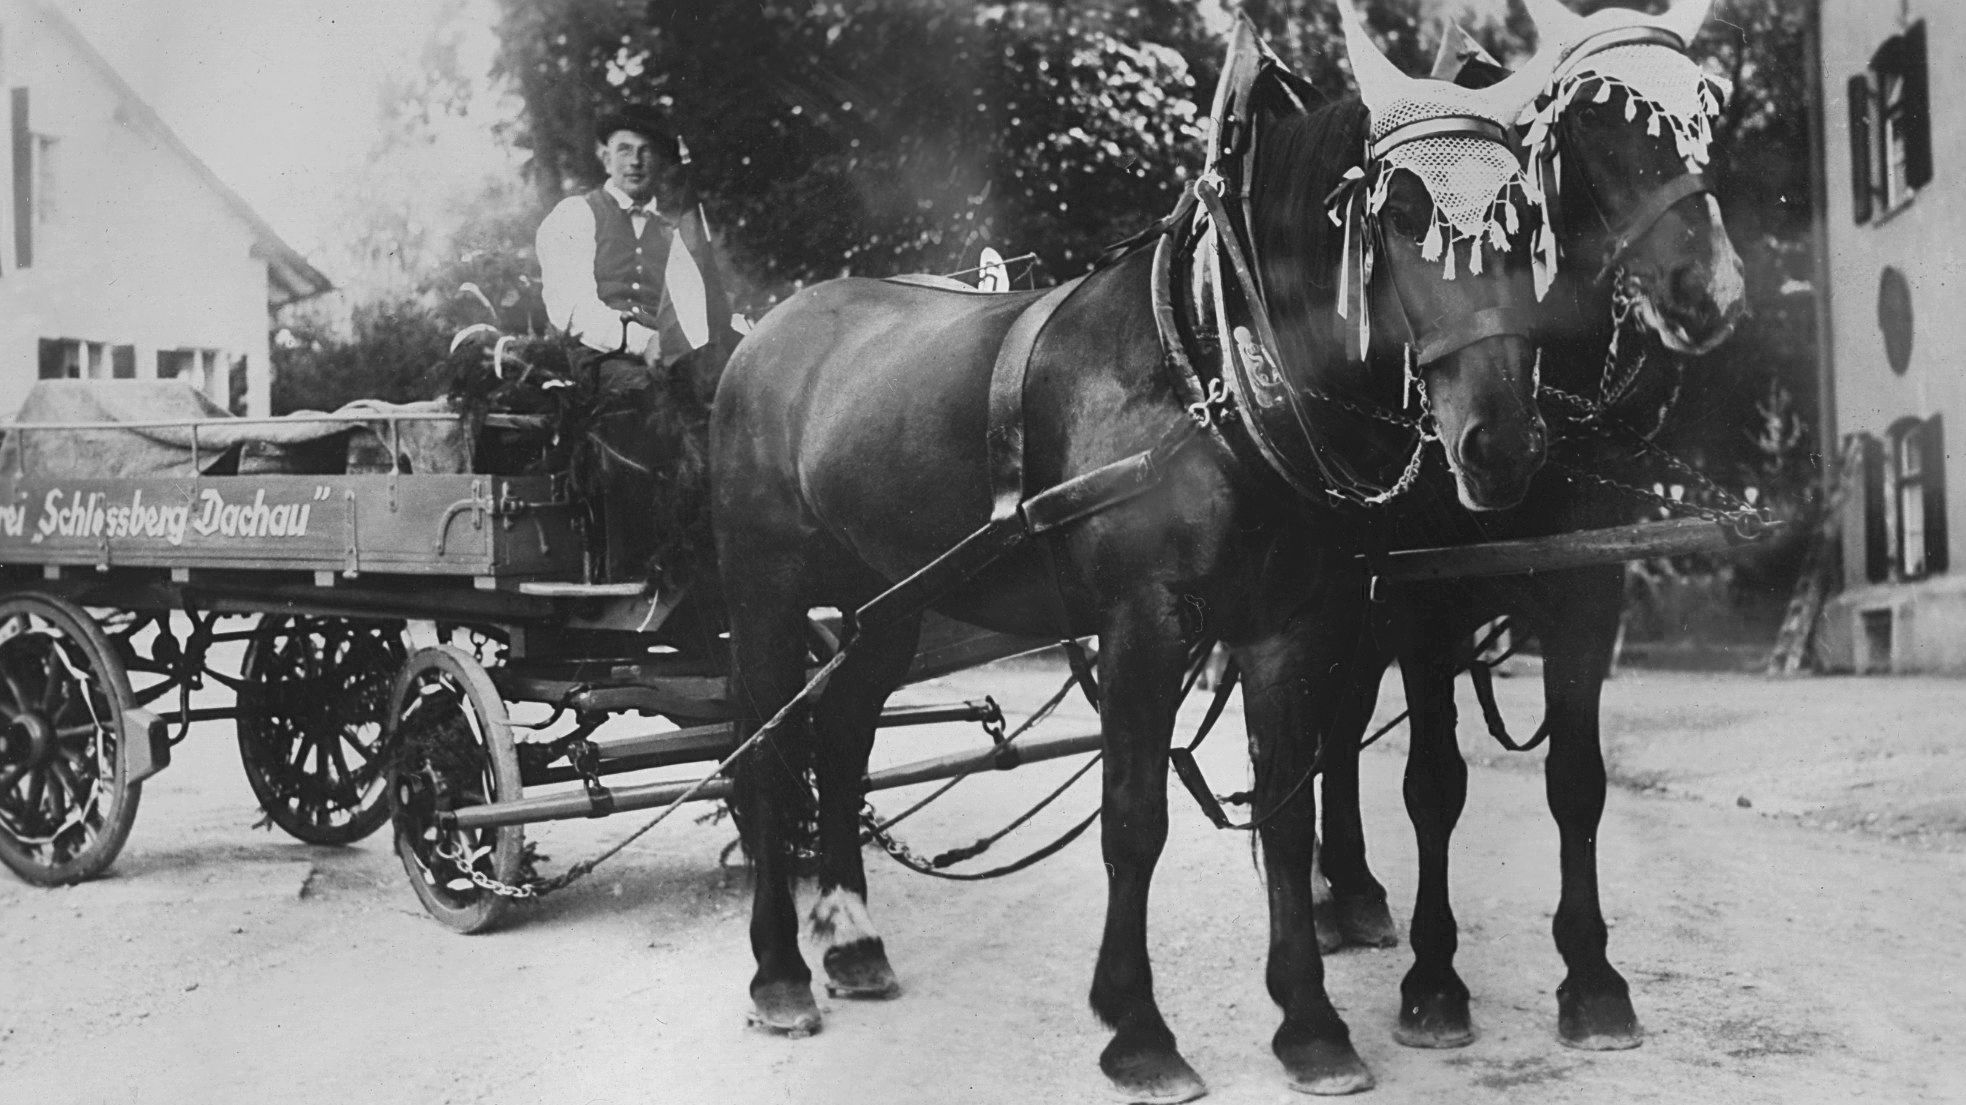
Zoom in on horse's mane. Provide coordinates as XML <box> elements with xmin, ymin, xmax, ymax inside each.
<box><xmin>1248</xmin><ymin>92</ymin><xmax>1367</xmax><ymax>316</ymax></box>
<box><xmin>1247</xmin><ymin>91</ymin><xmax>1392</xmax><ymax>414</ymax></box>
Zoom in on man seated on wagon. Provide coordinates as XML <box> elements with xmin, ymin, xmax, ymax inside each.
<box><xmin>533</xmin><ymin>104</ymin><xmax>738</xmax><ymax>584</ymax></box>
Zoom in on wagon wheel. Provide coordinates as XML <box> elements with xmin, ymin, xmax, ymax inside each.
<box><xmin>236</xmin><ymin>616</ymin><xmax>407</xmax><ymax>845</ymax></box>
<box><xmin>0</xmin><ymin>593</ymin><xmax>141</xmax><ymax>886</ymax></box>
<box><xmin>388</xmin><ymin>645</ymin><xmax>524</xmax><ymax>934</ymax></box>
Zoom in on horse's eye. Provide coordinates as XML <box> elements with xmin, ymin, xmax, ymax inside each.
<box><xmin>1381</xmin><ymin>204</ymin><xmax>1425</xmax><ymax>241</ymax></box>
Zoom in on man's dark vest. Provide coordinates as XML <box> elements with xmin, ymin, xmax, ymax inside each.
<box><xmin>583</xmin><ymin>189</ymin><xmax>728</xmax><ymax>365</ymax></box>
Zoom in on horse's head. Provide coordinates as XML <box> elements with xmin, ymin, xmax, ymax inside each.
<box><xmin>1291</xmin><ymin>3</ymin><xmax>1563</xmax><ymax>510</ymax></box>
<box><xmin>1514</xmin><ymin>0</ymin><xmax>1746</xmax><ymax>355</ymax></box>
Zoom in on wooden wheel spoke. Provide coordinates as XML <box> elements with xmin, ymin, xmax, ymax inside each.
<box><xmin>22</xmin><ymin>764</ymin><xmax>47</xmax><ymax>821</ymax></box>
<box><xmin>45</xmin><ymin>756</ymin><xmax>87</xmax><ymax>809</ymax></box>
<box><xmin>1</xmin><ymin>666</ymin><xmax>33</xmax><ymax>717</ymax></box>
<box><xmin>55</xmin><ymin>722</ymin><xmax>102</xmax><ymax>746</ymax></box>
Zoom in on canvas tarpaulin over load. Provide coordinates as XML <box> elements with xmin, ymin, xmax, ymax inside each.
<box><xmin>0</xmin><ymin>380</ymin><xmax>472</xmax><ymax>478</ymax></box>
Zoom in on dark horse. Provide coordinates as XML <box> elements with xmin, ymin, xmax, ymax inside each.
<box><xmin>711</xmin><ymin>21</ymin><xmax>1563</xmax><ymax>1102</ymax></box>
<box><xmin>1307</xmin><ymin>0</ymin><xmax>1747</xmax><ymax>1054</ymax></box>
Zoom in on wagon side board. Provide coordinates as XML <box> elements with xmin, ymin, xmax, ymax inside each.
<box><xmin>0</xmin><ymin>473</ymin><xmax>584</xmax><ymax>580</ymax></box>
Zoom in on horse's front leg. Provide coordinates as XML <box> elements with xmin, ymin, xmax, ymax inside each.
<box><xmin>1536</xmin><ymin>567</ymin><xmax>1643</xmax><ymax>1049</ymax></box>
<box><xmin>1391</xmin><ymin>614</ymin><xmax>1474</xmax><ymax>1048</ymax></box>
<box><xmin>1241</xmin><ymin>616</ymin><xmax>1375</xmax><ymax>1094</ymax></box>
<box><xmin>1315</xmin><ymin>642</ymin><xmax>1399</xmax><ymax>951</ymax></box>
<box><xmin>1088</xmin><ymin>591</ymin><xmax>1206</xmax><ymax>1104</ymax></box>
<box><xmin>810</xmin><ymin>615</ymin><xmax>922</xmax><ymax>1001</ymax></box>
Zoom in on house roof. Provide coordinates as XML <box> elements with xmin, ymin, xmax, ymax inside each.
<box><xmin>32</xmin><ymin>0</ymin><xmax>334</xmax><ymax>307</ymax></box>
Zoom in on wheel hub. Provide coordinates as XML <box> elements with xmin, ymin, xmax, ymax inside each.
<box><xmin>3</xmin><ymin>713</ymin><xmax>54</xmax><ymax>771</ymax></box>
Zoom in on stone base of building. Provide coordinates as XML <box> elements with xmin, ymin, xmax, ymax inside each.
<box><xmin>1818</xmin><ymin>574</ymin><xmax>1966</xmax><ymax>674</ymax></box>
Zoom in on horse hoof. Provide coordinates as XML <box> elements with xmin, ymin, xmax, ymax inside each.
<box><xmin>1557</xmin><ymin>982</ymin><xmax>1642</xmax><ymax>1050</ymax></box>
<box><xmin>1101</xmin><ymin>1040</ymin><xmax>1207</xmax><ymax>1104</ymax></box>
<box><xmin>1391</xmin><ymin>994</ymin><xmax>1470</xmax><ymax>1046</ymax></box>
<box><xmin>823</xmin><ymin>939</ymin><xmax>902</xmax><ymax>1000</ymax></box>
<box><xmin>748</xmin><ymin>980</ymin><xmax>823</xmax><ymax>1037</ymax></box>
<box><xmin>1277</xmin><ymin>1037</ymin><xmax>1375</xmax><ymax>1096</ymax></box>
<box><xmin>1333</xmin><ymin>894</ymin><xmax>1399</xmax><ymax>949</ymax></box>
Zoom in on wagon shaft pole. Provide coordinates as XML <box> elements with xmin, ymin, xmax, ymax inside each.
<box><xmin>442</xmin><ymin>729</ymin><xmax>1105</xmax><ymax>832</ymax></box>
<box><xmin>1371</xmin><ymin>517</ymin><xmax>1780</xmax><ymax>584</ymax></box>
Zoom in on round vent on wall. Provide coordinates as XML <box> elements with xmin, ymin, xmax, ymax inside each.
<box><xmin>1878</xmin><ymin>265</ymin><xmax>1913</xmax><ymax>375</ymax></box>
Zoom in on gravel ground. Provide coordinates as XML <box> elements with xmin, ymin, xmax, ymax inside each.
<box><xmin>3</xmin><ymin>653</ymin><xmax>1963</xmax><ymax>1104</ymax></box>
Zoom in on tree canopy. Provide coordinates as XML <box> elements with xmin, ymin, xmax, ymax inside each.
<box><xmin>296</xmin><ymin>0</ymin><xmax>1819</xmax><ymax>520</ymax></box>
<box><xmin>491</xmin><ymin>0</ymin><xmax>1216</xmax><ymax>306</ymax></box>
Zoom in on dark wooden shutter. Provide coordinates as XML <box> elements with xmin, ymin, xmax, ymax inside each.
<box><xmin>11</xmin><ymin>87</ymin><xmax>30</xmax><ymax>267</ymax></box>
<box><xmin>1862</xmin><ymin>432</ymin><xmax>1889</xmax><ymax>582</ymax></box>
<box><xmin>111</xmin><ymin>345</ymin><xmax>136</xmax><ymax>379</ymax></box>
<box><xmin>1903</xmin><ymin>21</ymin><xmax>1933</xmax><ymax>190</ymax></box>
<box><xmin>1847</xmin><ymin>75</ymin><xmax>1873</xmax><ymax>223</ymax></box>
<box><xmin>1922</xmin><ymin>414</ymin><xmax>1947</xmax><ymax>574</ymax></box>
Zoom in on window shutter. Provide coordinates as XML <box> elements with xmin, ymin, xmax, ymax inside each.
<box><xmin>1862</xmin><ymin>432</ymin><xmax>1889</xmax><ymax>582</ymax></box>
<box><xmin>10</xmin><ymin>87</ymin><xmax>29</xmax><ymax>267</ymax></box>
<box><xmin>1903</xmin><ymin>21</ymin><xmax>1933</xmax><ymax>190</ymax></box>
<box><xmin>1922</xmin><ymin>413</ymin><xmax>1947</xmax><ymax>574</ymax></box>
<box><xmin>111</xmin><ymin>345</ymin><xmax>136</xmax><ymax>379</ymax></box>
<box><xmin>1847</xmin><ymin>75</ymin><xmax>1873</xmax><ymax>223</ymax></box>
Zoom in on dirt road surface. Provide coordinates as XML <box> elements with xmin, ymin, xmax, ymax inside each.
<box><xmin>5</xmin><ymin>656</ymin><xmax>1964</xmax><ymax>1105</ymax></box>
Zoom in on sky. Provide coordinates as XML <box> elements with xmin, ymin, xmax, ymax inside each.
<box><xmin>52</xmin><ymin>0</ymin><xmax>518</xmax><ymax>262</ymax></box>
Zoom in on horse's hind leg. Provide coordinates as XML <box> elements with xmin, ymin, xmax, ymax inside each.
<box><xmin>1391</xmin><ymin>624</ymin><xmax>1476</xmax><ymax>1049</ymax></box>
<box><xmin>1240</xmin><ymin>619</ymin><xmax>1375</xmax><ymax>1095</ymax></box>
<box><xmin>1088</xmin><ymin>594</ymin><xmax>1207</xmax><ymax>1104</ymax></box>
<box><xmin>809</xmin><ymin>614</ymin><xmax>923</xmax><ymax>1001</ymax></box>
<box><xmin>727</xmin><ymin>566</ymin><xmax>823</xmax><ymax>1036</ymax></box>
<box><xmin>1537</xmin><ymin>568</ymin><xmax>1642</xmax><ymax>1049</ymax></box>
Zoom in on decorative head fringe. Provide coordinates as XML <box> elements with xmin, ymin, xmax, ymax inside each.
<box><xmin>1518</xmin><ymin>44</ymin><xmax>1731</xmax><ymax>293</ymax></box>
<box><xmin>1327</xmin><ymin>137</ymin><xmax>1541</xmax><ymax>362</ymax></box>
<box><xmin>1328</xmin><ymin>0</ymin><xmax>1560</xmax><ymax>362</ymax></box>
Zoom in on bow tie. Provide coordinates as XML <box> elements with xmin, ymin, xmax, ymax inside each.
<box><xmin>623</xmin><ymin>205</ymin><xmax>662</xmax><ymax>222</ymax></box>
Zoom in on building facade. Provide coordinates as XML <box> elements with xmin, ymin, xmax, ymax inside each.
<box><xmin>1811</xmin><ymin>0</ymin><xmax>1966</xmax><ymax>673</ymax></box>
<box><xmin>0</xmin><ymin>0</ymin><xmax>327</xmax><ymax>419</ymax></box>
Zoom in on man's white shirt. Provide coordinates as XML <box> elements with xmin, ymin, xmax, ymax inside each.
<box><xmin>535</xmin><ymin>181</ymin><xmax>712</xmax><ymax>356</ymax></box>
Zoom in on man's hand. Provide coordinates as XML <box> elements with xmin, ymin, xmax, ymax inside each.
<box><xmin>617</xmin><ymin>308</ymin><xmax>665</xmax><ymax>363</ymax></box>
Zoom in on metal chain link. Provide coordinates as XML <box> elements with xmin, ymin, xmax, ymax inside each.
<box><xmin>429</xmin><ymin>837</ymin><xmax>538</xmax><ymax>899</ymax></box>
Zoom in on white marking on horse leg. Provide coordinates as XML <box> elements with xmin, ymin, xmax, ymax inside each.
<box><xmin>809</xmin><ymin>887</ymin><xmax>881</xmax><ymax>950</ymax></box>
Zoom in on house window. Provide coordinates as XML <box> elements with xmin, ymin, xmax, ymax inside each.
<box><xmin>1849</xmin><ymin>21</ymin><xmax>1932</xmax><ymax>223</ymax></box>
<box><xmin>10</xmin><ymin>86</ymin><xmax>29</xmax><ymax>267</ymax></box>
<box><xmin>159</xmin><ymin>347</ymin><xmax>225</xmax><ymax>398</ymax></box>
<box><xmin>1876</xmin><ymin>415</ymin><xmax>1949</xmax><ymax>581</ymax></box>
<box><xmin>37</xmin><ymin>338</ymin><xmax>135</xmax><ymax>381</ymax></box>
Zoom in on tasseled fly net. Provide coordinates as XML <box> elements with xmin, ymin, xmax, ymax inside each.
<box><xmin>1518</xmin><ymin>44</ymin><xmax>1732</xmax><ymax>293</ymax></box>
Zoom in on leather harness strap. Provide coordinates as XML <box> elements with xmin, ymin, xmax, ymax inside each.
<box><xmin>1601</xmin><ymin>171</ymin><xmax>1710</xmax><ymax>276</ymax></box>
<box><xmin>1413</xmin><ymin>304</ymin><xmax>1538</xmax><ymax>366</ymax></box>
<box><xmin>988</xmin><ymin>279</ymin><xmax>1085</xmax><ymax>522</ymax></box>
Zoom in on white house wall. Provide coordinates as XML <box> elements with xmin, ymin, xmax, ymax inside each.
<box><xmin>1819</xmin><ymin>0</ymin><xmax>1966</xmax><ymax>672</ymax></box>
<box><xmin>0</xmin><ymin>0</ymin><xmax>277</xmax><ymax>417</ymax></box>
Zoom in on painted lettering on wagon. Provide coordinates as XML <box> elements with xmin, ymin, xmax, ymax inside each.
<box><xmin>28</xmin><ymin>487</ymin><xmax>322</xmax><ymax>546</ymax></box>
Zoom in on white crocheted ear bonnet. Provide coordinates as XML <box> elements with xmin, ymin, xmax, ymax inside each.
<box><xmin>1513</xmin><ymin>0</ymin><xmax>1729</xmax><ymax>289</ymax></box>
<box><xmin>1519</xmin><ymin>42</ymin><xmax>1729</xmax><ymax>286</ymax></box>
<box><xmin>1327</xmin><ymin>1</ymin><xmax>1562</xmax><ymax>359</ymax></box>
